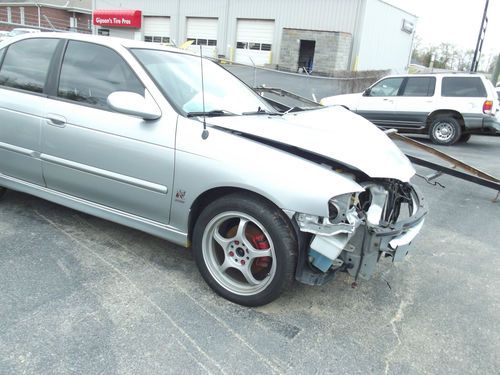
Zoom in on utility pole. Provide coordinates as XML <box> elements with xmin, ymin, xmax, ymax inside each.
<box><xmin>470</xmin><ymin>0</ymin><xmax>489</xmax><ymax>72</ymax></box>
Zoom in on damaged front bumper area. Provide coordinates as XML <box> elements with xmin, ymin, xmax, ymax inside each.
<box><xmin>294</xmin><ymin>181</ymin><xmax>428</xmax><ymax>285</ymax></box>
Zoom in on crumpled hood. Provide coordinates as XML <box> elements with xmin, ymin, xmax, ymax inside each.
<box><xmin>208</xmin><ymin>106</ymin><xmax>415</xmax><ymax>182</ymax></box>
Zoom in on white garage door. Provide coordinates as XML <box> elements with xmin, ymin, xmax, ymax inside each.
<box><xmin>235</xmin><ymin>19</ymin><xmax>274</xmax><ymax>66</ymax></box>
<box><xmin>108</xmin><ymin>28</ymin><xmax>135</xmax><ymax>40</ymax></box>
<box><xmin>186</xmin><ymin>17</ymin><xmax>218</xmax><ymax>58</ymax></box>
<box><xmin>144</xmin><ymin>16</ymin><xmax>171</xmax><ymax>44</ymax></box>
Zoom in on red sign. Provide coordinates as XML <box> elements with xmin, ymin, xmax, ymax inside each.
<box><xmin>93</xmin><ymin>10</ymin><xmax>142</xmax><ymax>28</ymax></box>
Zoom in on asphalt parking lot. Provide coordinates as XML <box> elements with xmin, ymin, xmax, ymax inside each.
<box><xmin>1</xmin><ymin>134</ymin><xmax>499</xmax><ymax>374</ymax></box>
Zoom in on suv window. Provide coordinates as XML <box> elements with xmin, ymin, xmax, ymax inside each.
<box><xmin>0</xmin><ymin>38</ymin><xmax>59</xmax><ymax>93</ymax></box>
<box><xmin>0</xmin><ymin>48</ymin><xmax>5</xmax><ymax>65</ymax></box>
<box><xmin>402</xmin><ymin>77</ymin><xmax>435</xmax><ymax>97</ymax></box>
<box><xmin>369</xmin><ymin>77</ymin><xmax>404</xmax><ymax>97</ymax></box>
<box><xmin>441</xmin><ymin>77</ymin><xmax>486</xmax><ymax>97</ymax></box>
<box><xmin>58</xmin><ymin>41</ymin><xmax>144</xmax><ymax>109</ymax></box>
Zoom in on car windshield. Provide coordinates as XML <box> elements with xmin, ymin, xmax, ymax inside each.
<box><xmin>131</xmin><ymin>49</ymin><xmax>274</xmax><ymax>116</ymax></box>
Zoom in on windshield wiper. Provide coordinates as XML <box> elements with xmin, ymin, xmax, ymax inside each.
<box><xmin>241</xmin><ymin>107</ymin><xmax>281</xmax><ymax>116</ymax></box>
<box><xmin>283</xmin><ymin>106</ymin><xmax>306</xmax><ymax>114</ymax></box>
<box><xmin>187</xmin><ymin>110</ymin><xmax>236</xmax><ymax>117</ymax></box>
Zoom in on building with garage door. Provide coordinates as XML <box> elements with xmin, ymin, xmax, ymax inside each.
<box><xmin>92</xmin><ymin>0</ymin><xmax>416</xmax><ymax>74</ymax></box>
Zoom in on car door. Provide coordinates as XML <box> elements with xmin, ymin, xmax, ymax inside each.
<box><xmin>0</xmin><ymin>38</ymin><xmax>60</xmax><ymax>186</ymax></box>
<box><xmin>392</xmin><ymin>76</ymin><xmax>437</xmax><ymax>130</ymax></box>
<box><xmin>40</xmin><ymin>40</ymin><xmax>176</xmax><ymax>224</ymax></box>
<box><xmin>354</xmin><ymin>77</ymin><xmax>404</xmax><ymax>127</ymax></box>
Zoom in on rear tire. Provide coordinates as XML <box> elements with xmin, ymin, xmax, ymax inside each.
<box><xmin>429</xmin><ymin>116</ymin><xmax>462</xmax><ymax>145</ymax></box>
<box><xmin>458</xmin><ymin>133</ymin><xmax>471</xmax><ymax>143</ymax></box>
<box><xmin>192</xmin><ymin>192</ymin><xmax>297</xmax><ymax>306</ymax></box>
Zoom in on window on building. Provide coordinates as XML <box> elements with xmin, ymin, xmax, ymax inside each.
<box><xmin>187</xmin><ymin>38</ymin><xmax>217</xmax><ymax>46</ymax></box>
<box><xmin>236</xmin><ymin>42</ymin><xmax>272</xmax><ymax>51</ymax></box>
<box><xmin>441</xmin><ymin>77</ymin><xmax>487</xmax><ymax>97</ymax></box>
<box><xmin>144</xmin><ymin>36</ymin><xmax>170</xmax><ymax>44</ymax></box>
<box><xmin>20</xmin><ymin>7</ymin><xmax>25</xmax><ymax>25</ymax></box>
<box><xmin>0</xmin><ymin>38</ymin><xmax>59</xmax><ymax>93</ymax></box>
<box><xmin>402</xmin><ymin>77</ymin><xmax>436</xmax><ymax>97</ymax></box>
<box><xmin>369</xmin><ymin>77</ymin><xmax>404</xmax><ymax>97</ymax></box>
<box><xmin>70</xmin><ymin>16</ymin><xmax>78</xmax><ymax>31</ymax></box>
<box><xmin>58</xmin><ymin>41</ymin><xmax>144</xmax><ymax>109</ymax></box>
<box><xmin>7</xmin><ymin>7</ymin><xmax>12</xmax><ymax>23</ymax></box>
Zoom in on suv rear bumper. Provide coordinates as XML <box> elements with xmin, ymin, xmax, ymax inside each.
<box><xmin>482</xmin><ymin>115</ymin><xmax>500</xmax><ymax>133</ymax></box>
<box><xmin>463</xmin><ymin>114</ymin><xmax>500</xmax><ymax>134</ymax></box>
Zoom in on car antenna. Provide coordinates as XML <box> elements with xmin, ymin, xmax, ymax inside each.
<box><xmin>199</xmin><ymin>45</ymin><xmax>209</xmax><ymax>140</ymax></box>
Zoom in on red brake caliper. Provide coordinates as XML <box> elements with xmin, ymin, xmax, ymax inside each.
<box><xmin>250</xmin><ymin>233</ymin><xmax>271</xmax><ymax>272</ymax></box>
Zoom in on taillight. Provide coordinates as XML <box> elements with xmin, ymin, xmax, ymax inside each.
<box><xmin>483</xmin><ymin>100</ymin><xmax>493</xmax><ymax>114</ymax></box>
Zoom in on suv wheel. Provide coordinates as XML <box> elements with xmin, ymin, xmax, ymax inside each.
<box><xmin>193</xmin><ymin>192</ymin><xmax>297</xmax><ymax>306</ymax></box>
<box><xmin>429</xmin><ymin>116</ymin><xmax>462</xmax><ymax>145</ymax></box>
<box><xmin>0</xmin><ymin>187</ymin><xmax>6</xmax><ymax>199</ymax></box>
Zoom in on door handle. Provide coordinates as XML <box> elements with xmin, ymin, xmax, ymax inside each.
<box><xmin>46</xmin><ymin>114</ymin><xmax>67</xmax><ymax>127</ymax></box>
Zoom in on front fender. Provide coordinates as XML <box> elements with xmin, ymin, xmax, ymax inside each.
<box><xmin>169</xmin><ymin>116</ymin><xmax>363</xmax><ymax>234</ymax></box>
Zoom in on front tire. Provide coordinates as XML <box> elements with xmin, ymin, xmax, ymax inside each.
<box><xmin>429</xmin><ymin>116</ymin><xmax>462</xmax><ymax>145</ymax></box>
<box><xmin>192</xmin><ymin>192</ymin><xmax>297</xmax><ymax>306</ymax></box>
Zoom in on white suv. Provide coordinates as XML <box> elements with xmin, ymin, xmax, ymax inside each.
<box><xmin>321</xmin><ymin>74</ymin><xmax>500</xmax><ymax>145</ymax></box>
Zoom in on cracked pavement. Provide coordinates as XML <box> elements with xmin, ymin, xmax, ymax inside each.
<box><xmin>1</xmin><ymin>135</ymin><xmax>499</xmax><ymax>374</ymax></box>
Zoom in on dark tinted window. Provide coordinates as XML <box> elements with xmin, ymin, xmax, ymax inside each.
<box><xmin>58</xmin><ymin>41</ymin><xmax>144</xmax><ymax>108</ymax></box>
<box><xmin>441</xmin><ymin>77</ymin><xmax>486</xmax><ymax>97</ymax></box>
<box><xmin>0</xmin><ymin>38</ymin><xmax>59</xmax><ymax>93</ymax></box>
<box><xmin>402</xmin><ymin>77</ymin><xmax>435</xmax><ymax>96</ymax></box>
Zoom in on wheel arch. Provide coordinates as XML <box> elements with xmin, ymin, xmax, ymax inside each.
<box><xmin>426</xmin><ymin>109</ymin><xmax>466</xmax><ymax>131</ymax></box>
<box><xmin>187</xmin><ymin>186</ymin><xmax>294</xmax><ymax>243</ymax></box>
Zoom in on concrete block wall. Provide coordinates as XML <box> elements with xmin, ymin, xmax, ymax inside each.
<box><xmin>278</xmin><ymin>28</ymin><xmax>352</xmax><ymax>75</ymax></box>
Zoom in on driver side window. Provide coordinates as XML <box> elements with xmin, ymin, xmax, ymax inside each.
<box><xmin>369</xmin><ymin>77</ymin><xmax>404</xmax><ymax>97</ymax></box>
<box><xmin>58</xmin><ymin>41</ymin><xmax>144</xmax><ymax>109</ymax></box>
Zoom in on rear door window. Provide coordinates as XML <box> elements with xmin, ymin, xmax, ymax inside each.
<box><xmin>441</xmin><ymin>77</ymin><xmax>486</xmax><ymax>97</ymax></box>
<box><xmin>57</xmin><ymin>41</ymin><xmax>144</xmax><ymax>109</ymax></box>
<box><xmin>402</xmin><ymin>77</ymin><xmax>436</xmax><ymax>96</ymax></box>
<box><xmin>0</xmin><ymin>38</ymin><xmax>59</xmax><ymax>93</ymax></box>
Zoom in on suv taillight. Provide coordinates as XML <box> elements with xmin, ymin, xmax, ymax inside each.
<box><xmin>483</xmin><ymin>100</ymin><xmax>493</xmax><ymax>114</ymax></box>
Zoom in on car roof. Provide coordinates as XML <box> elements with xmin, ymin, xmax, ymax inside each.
<box><xmin>1</xmin><ymin>32</ymin><xmax>195</xmax><ymax>56</ymax></box>
<box><xmin>11</xmin><ymin>28</ymin><xmax>41</xmax><ymax>32</ymax></box>
<box><xmin>383</xmin><ymin>73</ymin><xmax>487</xmax><ymax>79</ymax></box>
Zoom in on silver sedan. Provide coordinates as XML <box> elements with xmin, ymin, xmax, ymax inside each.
<box><xmin>0</xmin><ymin>33</ymin><xmax>427</xmax><ymax>306</ymax></box>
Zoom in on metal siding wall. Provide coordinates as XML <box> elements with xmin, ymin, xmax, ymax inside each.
<box><xmin>226</xmin><ymin>0</ymin><xmax>361</xmax><ymax>64</ymax></box>
<box><xmin>95</xmin><ymin>0</ymin><xmax>362</xmax><ymax>63</ymax></box>
<box><xmin>356</xmin><ymin>0</ymin><xmax>417</xmax><ymax>73</ymax></box>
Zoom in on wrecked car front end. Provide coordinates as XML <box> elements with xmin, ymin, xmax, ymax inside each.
<box><xmin>294</xmin><ymin>179</ymin><xmax>427</xmax><ymax>285</ymax></box>
<box><xmin>206</xmin><ymin>106</ymin><xmax>428</xmax><ymax>287</ymax></box>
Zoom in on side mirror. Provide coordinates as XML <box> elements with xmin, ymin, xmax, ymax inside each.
<box><xmin>363</xmin><ymin>88</ymin><xmax>371</xmax><ymax>97</ymax></box>
<box><xmin>107</xmin><ymin>91</ymin><xmax>161</xmax><ymax>120</ymax></box>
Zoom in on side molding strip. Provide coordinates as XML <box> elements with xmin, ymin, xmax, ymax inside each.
<box><xmin>41</xmin><ymin>154</ymin><xmax>168</xmax><ymax>194</ymax></box>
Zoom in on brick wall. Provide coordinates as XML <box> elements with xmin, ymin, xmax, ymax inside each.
<box><xmin>0</xmin><ymin>5</ymin><xmax>90</xmax><ymax>33</ymax></box>
<box><xmin>279</xmin><ymin>28</ymin><xmax>353</xmax><ymax>74</ymax></box>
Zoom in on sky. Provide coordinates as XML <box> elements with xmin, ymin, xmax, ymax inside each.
<box><xmin>384</xmin><ymin>0</ymin><xmax>499</xmax><ymax>58</ymax></box>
